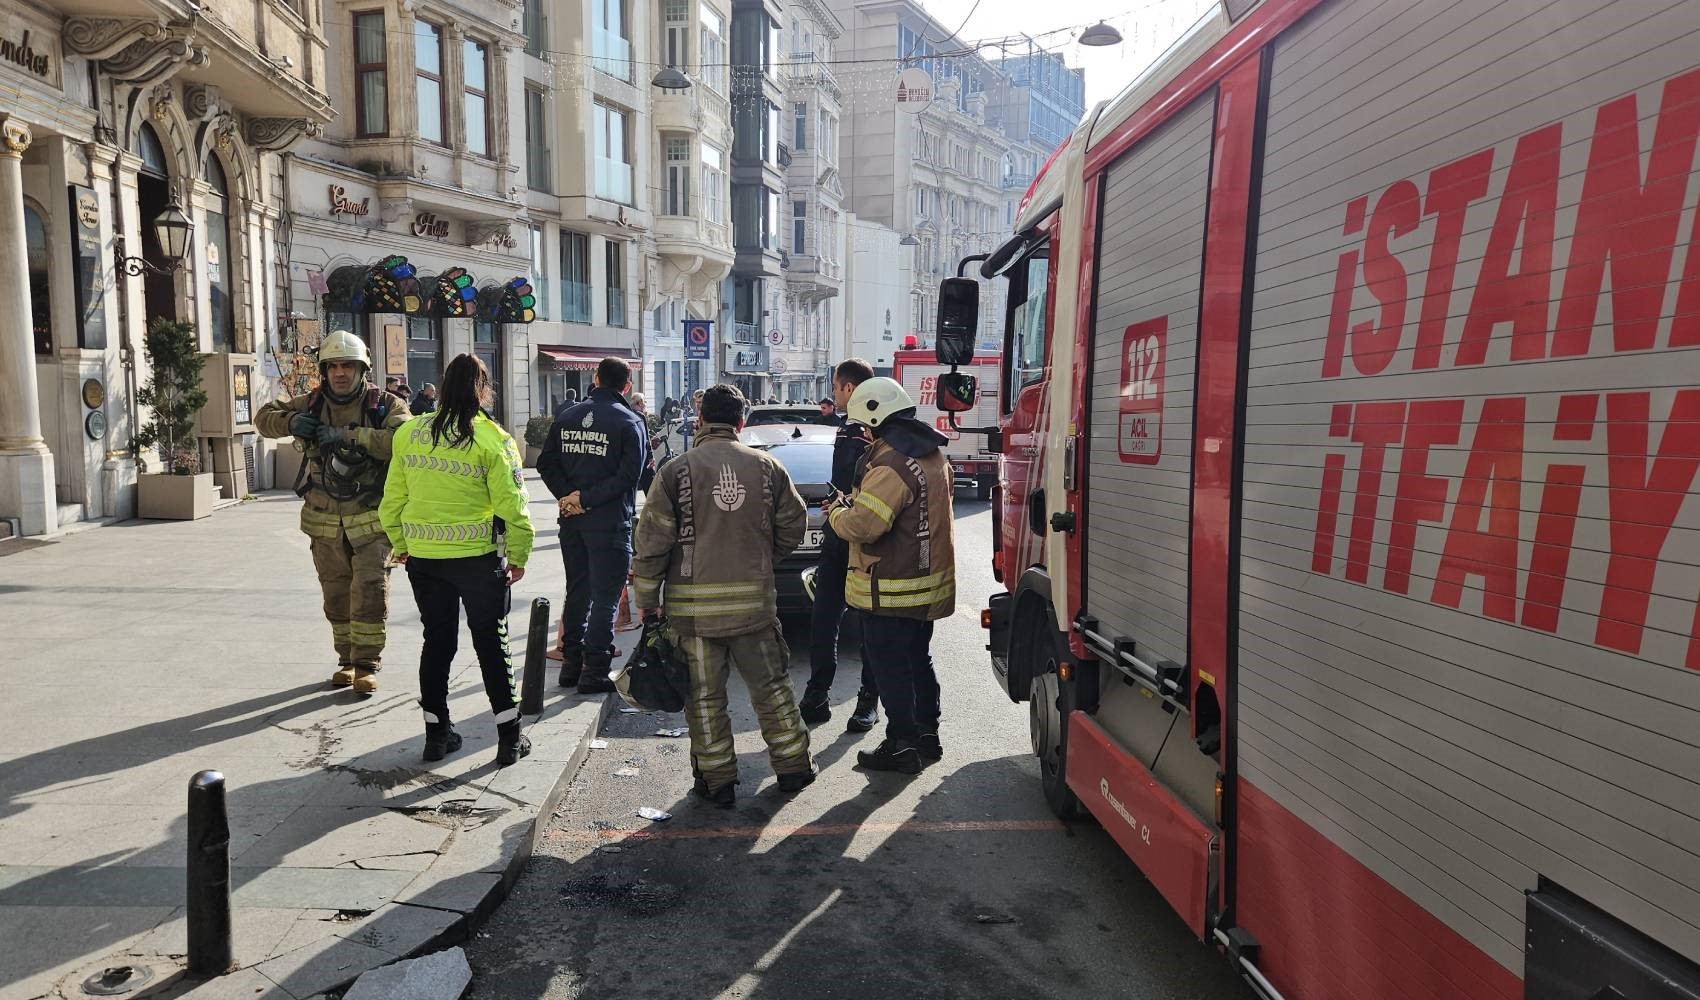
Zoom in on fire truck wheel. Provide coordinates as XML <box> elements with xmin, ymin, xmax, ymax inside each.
<box><xmin>1030</xmin><ymin>667</ymin><xmax>1083</xmax><ymax>820</ymax></box>
<box><xmin>975</xmin><ymin>475</ymin><xmax>993</xmax><ymax>501</ymax></box>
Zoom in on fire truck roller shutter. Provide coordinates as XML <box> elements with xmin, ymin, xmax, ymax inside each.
<box><xmin>1235</xmin><ymin>0</ymin><xmax>1700</xmax><ymax>992</ymax></box>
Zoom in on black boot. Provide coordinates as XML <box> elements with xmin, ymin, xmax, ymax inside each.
<box><xmin>576</xmin><ymin>652</ymin><xmax>616</xmax><ymax>695</ymax></box>
<box><xmin>557</xmin><ymin>647</ymin><xmax>584</xmax><ymax>688</ymax></box>
<box><xmin>857</xmin><ymin>739</ymin><xmax>921</xmax><ymax>774</ymax></box>
<box><xmin>776</xmin><ymin>768</ymin><xmax>816</xmax><ymax>793</ymax></box>
<box><xmin>423</xmin><ymin>712</ymin><xmax>463</xmax><ymax>763</ymax></box>
<box><xmin>917</xmin><ymin>729</ymin><xmax>942</xmax><ymax>762</ymax></box>
<box><xmin>692</xmin><ymin>776</ymin><xmax>737</xmax><ymax>806</ymax></box>
<box><xmin>496</xmin><ymin>719</ymin><xmax>532</xmax><ymax>767</ymax></box>
<box><xmin>846</xmin><ymin>689</ymin><xmax>880</xmax><ymax>733</ymax></box>
<box><xmin>798</xmin><ymin>690</ymin><xmax>831</xmax><ymax>726</ymax></box>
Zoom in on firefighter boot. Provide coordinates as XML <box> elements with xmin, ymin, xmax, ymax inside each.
<box><xmin>330</xmin><ymin>665</ymin><xmax>357</xmax><ymax>688</ymax></box>
<box><xmin>576</xmin><ymin>651</ymin><xmax>616</xmax><ymax>695</ymax></box>
<box><xmin>798</xmin><ymin>689</ymin><xmax>832</xmax><ymax>726</ymax></box>
<box><xmin>846</xmin><ymin>689</ymin><xmax>880</xmax><ymax>733</ymax></box>
<box><xmin>776</xmin><ymin>767</ymin><xmax>817</xmax><ymax>793</ymax></box>
<box><xmin>496</xmin><ymin>719</ymin><xmax>532</xmax><ymax>767</ymax></box>
<box><xmin>352</xmin><ymin>668</ymin><xmax>379</xmax><ymax>695</ymax></box>
<box><xmin>423</xmin><ymin>709</ymin><xmax>463</xmax><ymax>762</ymax></box>
<box><xmin>557</xmin><ymin>647</ymin><xmax>584</xmax><ymax>688</ymax></box>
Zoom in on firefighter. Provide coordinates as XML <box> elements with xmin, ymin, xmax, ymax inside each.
<box><xmin>826</xmin><ymin>376</ymin><xmax>955</xmax><ymax>775</ymax></box>
<box><xmin>256</xmin><ymin>331</ymin><xmax>411</xmax><ymax>694</ymax></box>
<box><xmin>631</xmin><ymin>384</ymin><xmax>813</xmax><ymax>806</ymax></box>
<box><xmin>380</xmin><ymin>354</ymin><xmax>535</xmax><ymax>766</ymax></box>
<box><xmin>537</xmin><ymin>357</ymin><xmax>648</xmax><ymax>694</ymax></box>
<box><xmin>798</xmin><ymin>358</ymin><xmax>880</xmax><ymax>731</ymax></box>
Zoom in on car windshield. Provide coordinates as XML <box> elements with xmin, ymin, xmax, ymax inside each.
<box><xmin>756</xmin><ymin>441</ymin><xmax>833</xmax><ymax>488</ymax></box>
<box><xmin>746</xmin><ymin>408</ymin><xmax>820</xmax><ymax>426</ymax></box>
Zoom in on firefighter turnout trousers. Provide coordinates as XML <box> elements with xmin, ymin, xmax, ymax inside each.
<box><xmin>303</xmin><ymin>507</ymin><xmax>393</xmax><ymax>671</ymax></box>
<box><xmin>681</xmin><ymin>625</ymin><xmax>811</xmax><ymax>789</ymax></box>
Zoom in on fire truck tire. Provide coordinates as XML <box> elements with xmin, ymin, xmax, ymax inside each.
<box><xmin>975</xmin><ymin>475</ymin><xmax>993</xmax><ymax>501</ymax></box>
<box><xmin>1026</xmin><ymin>649</ymin><xmax>1081</xmax><ymax>819</ymax></box>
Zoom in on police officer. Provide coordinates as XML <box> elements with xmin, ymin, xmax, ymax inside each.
<box><xmin>798</xmin><ymin>359</ymin><xmax>880</xmax><ymax>731</ymax></box>
<box><xmin>256</xmin><ymin>332</ymin><xmax>411</xmax><ymax>694</ymax></box>
<box><xmin>380</xmin><ymin>354</ymin><xmax>535</xmax><ymax>766</ymax></box>
<box><xmin>538</xmin><ymin>357</ymin><xmax>648</xmax><ymax>693</ymax></box>
<box><xmin>631</xmin><ymin>384</ymin><xmax>813</xmax><ymax>805</ymax></box>
<box><xmin>827</xmin><ymin>377</ymin><xmax>956</xmax><ymax>775</ymax></box>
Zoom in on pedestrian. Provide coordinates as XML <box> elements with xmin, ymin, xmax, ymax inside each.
<box><xmin>379</xmin><ymin>355</ymin><xmax>536</xmax><ymax>766</ymax></box>
<box><xmin>826</xmin><ymin>377</ymin><xmax>955</xmax><ymax>775</ymax></box>
<box><xmin>681</xmin><ymin>388</ymin><xmax>706</xmax><ymax>451</ymax></box>
<box><xmin>552</xmin><ymin>387</ymin><xmax>580</xmax><ymax>421</ymax></box>
<box><xmin>537</xmin><ymin>357</ymin><xmax>648</xmax><ymax>693</ymax></box>
<box><xmin>816</xmin><ymin>396</ymin><xmax>839</xmax><ymax>425</ymax></box>
<box><xmin>256</xmin><ymin>332</ymin><xmax>411</xmax><ymax>694</ymax></box>
<box><xmin>385</xmin><ymin>376</ymin><xmax>402</xmax><ymax>395</ymax></box>
<box><xmin>411</xmin><ymin>382</ymin><xmax>438</xmax><ymax>414</ymax></box>
<box><xmin>798</xmin><ymin>360</ymin><xmax>879</xmax><ymax>730</ymax></box>
<box><xmin>632</xmin><ymin>384</ymin><xmax>813</xmax><ymax>805</ymax></box>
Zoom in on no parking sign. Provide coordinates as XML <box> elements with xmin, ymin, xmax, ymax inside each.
<box><xmin>684</xmin><ymin>320</ymin><xmax>712</xmax><ymax>360</ymax></box>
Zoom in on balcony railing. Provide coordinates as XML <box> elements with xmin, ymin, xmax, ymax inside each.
<box><xmin>595</xmin><ymin>157</ymin><xmax>633</xmax><ymax>204</ymax></box>
<box><xmin>777</xmin><ymin>143</ymin><xmax>792</xmax><ymax>168</ymax></box>
<box><xmin>592</xmin><ymin>28</ymin><xmax>633</xmax><ymax>81</ymax></box>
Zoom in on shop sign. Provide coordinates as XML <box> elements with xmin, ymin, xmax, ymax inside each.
<box><xmin>328</xmin><ymin>184</ymin><xmax>370</xmax><ymax>217</ymax></box>
<box><xmin>412</xmin><ymin>212</ymin><xmax>450</xmax><ymax>239</ymax></box>
<box><xmin>232</xmin><ymin>363</ymin><xmax>253</xmax><ymax>426</ymax></box>
<box><xmin>484</xmin><ymin>230</ymin><xmax>517</xmax><ymax>250</ymax></box>
<box><xmin>68</xmin><ymin>185</ymin><xmax>106</xmax><ymax>349</ymax></box>
<box><xmin>0</xmin><ymin>28</ymin><xmax>51</xmax><ymax>79</ymax></box>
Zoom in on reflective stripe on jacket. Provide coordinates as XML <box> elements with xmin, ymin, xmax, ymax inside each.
<box><xmin>630</xmin><ymin>424</ymin><xmax>808</xmax><ymax>637</ymax></box>
<box><xmin>827</xmin><ymin>438</ymin><xmax>956</xmax><ymax>621</ymax></box>
<box><xmin>377</xmin><ymin>413</ymin><xmax>536</xmax><ymax>567</ymax></box>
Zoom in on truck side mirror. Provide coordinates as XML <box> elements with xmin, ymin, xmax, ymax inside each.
<box><xmin>937</xmin><ymin>371</ymin><xmax>976</xmax><ymax>413</ymax></box>
<box><xmin>935</xmin><ymin>277</ymin><xmax>978</xmax><ymax>367</ymax></box>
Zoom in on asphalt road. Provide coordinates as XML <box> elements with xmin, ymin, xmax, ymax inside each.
<box><xmin>465</xmin><ymin>499</ymin><xmax>1254</xmax><ymax>1000</ymax></box>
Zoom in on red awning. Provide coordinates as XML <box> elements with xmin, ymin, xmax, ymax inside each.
<box><xmin>537</xmin><ymin>348</ymin><xmax>613</xmax><ymax>371</ymax></box>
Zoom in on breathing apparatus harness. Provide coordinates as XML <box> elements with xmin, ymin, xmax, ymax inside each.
<box><xmin>292</xmin><ymin>382</ymin><xmax>394</xmax><ymax>506</ymax></box>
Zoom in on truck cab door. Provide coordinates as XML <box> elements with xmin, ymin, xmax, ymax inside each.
<box><xmin>1000</xmin><ymin>241</ymin><xmax>1053</xmax><ymax>578</ymax></box>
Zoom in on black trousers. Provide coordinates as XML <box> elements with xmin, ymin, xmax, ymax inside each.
<box><xmin>405</xmin><ymin>553</ymin><xmax>518</xmax><ymax>723</ymax></box>
<box><xmin>805</xmin><ymin>543</ymin><xmax>876</xmax><ymax>700</ymax></box>
<box><xmin>863</xmin><ymin>616</ymin><xmax>939</xmax><ymax>745</ymax></box>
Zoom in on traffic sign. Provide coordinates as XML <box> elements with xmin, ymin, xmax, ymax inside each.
<box><xmin>768</xmin><ymin>329</ymin><xmax>784</xmax><ymax>346</ymax></box>
<box><xmin>684</xmin><ymin>319</ymin><xmax>712</xmax><ymax>360</ymax></box>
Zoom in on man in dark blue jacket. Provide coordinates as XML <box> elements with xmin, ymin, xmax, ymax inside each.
<box><xmin>538</xmin><ymin>357</ymin><xmax>648</xmax><ymax>693</ymax></box>
<box><xmin>799</xmin><ymin>359</ymin><xmax>880</xmax><ymax>731</ymax></box>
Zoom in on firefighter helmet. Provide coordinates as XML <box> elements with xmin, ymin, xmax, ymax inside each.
<box><xmin>318</xmin><ymin>330</ymin><xmax>371</xmax><ymax>370</ymax></box>
<box><xmin>846</xmin><ymin>376</ymin><xmax>916</xmax><ymax>428</ymax></box>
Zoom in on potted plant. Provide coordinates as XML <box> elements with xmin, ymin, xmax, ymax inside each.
<box><xmin>135</xmin><ymin>318</ymin><xmax>217</xmax><ymax>519</ymax></box>
<box><xmin>524</xmin><ymin>414</ymin><xmax>553</xmax><ymax>467</ymax></box>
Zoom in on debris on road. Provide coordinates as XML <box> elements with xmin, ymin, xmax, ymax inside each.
<box><xmin>613</xmin><ymin>767</ymin><xmax>641</xmax><ymax>777</ymax></box>
<box><xmin>973</xmin><ymin>913</ymin><xmax>1018</xmax><ymax>925</ymax></box>
<box><xmin>638</xmin><ymin>806</ymin><xmax>672</xmax><ymax>822</ymax></box>
<box><xmin>343</xmin><ymin>946</ymin><xmax>471</xmax><ymax>1000</ymax></box>
<box><xmin>588</xmin><ymin>739</ymin><xmax>610</xmax><ymax>750</ymax></box>
<box><xmin>619</xmin><ymin>707</ymin><xmax>644</xmax><ymax>714</ymax></box>
<box><xmin>654</xmin><ymin>727</ymin><xmax>688</xmax><ymax>738</ymax></box>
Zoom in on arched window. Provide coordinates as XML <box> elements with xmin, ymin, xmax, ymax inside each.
<box><xmin>138</xmin><ymin>123</ymin><xmax>169</xmax><ymax>178</ymax></box>
<box><xmin>204</xmin><ymin>154</ymin><xmax>236</xmax><ymax>351</ymax></box>
<box><xmin>25</xmin><ymin>201</ymin><xmax>51</xmax><ymax>355</ymax></box>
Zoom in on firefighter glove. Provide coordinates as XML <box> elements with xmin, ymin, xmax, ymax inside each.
<box><xmin>315</xmin><ymin>423</ymin><xmax>349</xmax><ymax>447</ymax></box>
<box><xmin>289</xmin><ymin>412</ymin><xmax>321</xmax><ymax>439</ymax></box>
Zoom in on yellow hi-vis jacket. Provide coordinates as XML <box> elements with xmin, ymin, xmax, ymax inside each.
<box><xmin>827</xmin><ymin>437</ymin><xmax>956</xmax><ymax>620</ymax></box>
<box><xmin>378</xmin><ymin>412</ymin><xmax>535</xmax><ymax>568</ymax></box>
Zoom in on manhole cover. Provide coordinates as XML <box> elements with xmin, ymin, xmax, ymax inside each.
<box><xmin>82</xmin><ymin>964</ymin><xmax>154</xmax><ymax>995</ymax></box>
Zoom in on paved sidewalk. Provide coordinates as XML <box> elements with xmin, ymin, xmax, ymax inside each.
<box><xmin>0</xmin><ymin>474</ymin><xmax>606</xmax><ymax>1000</ymax></box>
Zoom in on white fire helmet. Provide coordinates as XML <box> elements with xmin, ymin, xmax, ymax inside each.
<box><xmin>846</xmin><ymin>377</ymin><xmax>916</xmax><ymax>429</ymax></box>
<box><xmin>318</xmin><ymin>330</ymin><xmax>372</xmax><ymax>370</ymax></box>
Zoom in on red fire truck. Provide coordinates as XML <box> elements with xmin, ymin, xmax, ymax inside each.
<box><xmin>933</xmin><ymin>1</ymin><xmax>1700</xmax><ymax>997</ymax></box>
<box><xmin>893</xmin><ymin>349</ymin><xmax>1002</xmax><ymax>499</ymax></box>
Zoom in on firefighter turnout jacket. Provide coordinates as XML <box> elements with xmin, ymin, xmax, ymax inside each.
<box><xmin>255</xmin><ymin>387</ymin><xmax>411</xmax><ymax>542</ymax></box>
<box><xmin>537</xmin><ymin>386</ymin><xmax>649</xmax><ymax>532</ymax></box>
<box><xmin>827</xmin><ymin>434</ymin><xmax>956</xmax><ymax>620</ymax></box>
<box><xmin>631</xmin><ymin>423</ymin><xmax>809</xmax><ymax>637</ymax></box>
<box><xmin>378</xmin><ymin>413</ymin><xmax>536</xmax><ymax>568</ymax></box>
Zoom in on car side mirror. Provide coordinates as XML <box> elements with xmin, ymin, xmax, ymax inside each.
<box><xmin>937</xmin><ymin>372</ymin><xmax>976</xmax><ymax>413</ymax></box>
<box><xmin>935</xmin><ymin>277</ymin><xmax>978</xmax><ymax>367</ymax></box>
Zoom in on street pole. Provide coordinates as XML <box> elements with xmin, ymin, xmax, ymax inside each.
<box><xmin>186</xmin><ymin>770</ymin><xmax>234</xmax><ymax>976</ymax></box>
<box><xmin>522</xmin><ymin>596</ymin><xmax>549</xmax><ymax>715</ymax></box>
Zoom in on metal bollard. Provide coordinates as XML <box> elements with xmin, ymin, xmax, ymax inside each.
<box><xmin>186</xmin><ymin>770</ymin><xmax>234</xmax><ymax>976</ymax></box>
<box><xmin>521</xmin><ymin>596</ymin><xmax>550</xmax><ymax>716</ymax></box>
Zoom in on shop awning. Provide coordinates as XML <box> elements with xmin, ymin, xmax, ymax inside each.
<box><xmin>537</xmin><ymin>348</ymin><xmax>611</xmax><ymax>371</ymax></box>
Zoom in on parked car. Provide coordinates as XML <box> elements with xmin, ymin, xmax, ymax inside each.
<box><xmin>740</xmin><ymin>422</ymin><xmax>835</xmax><ymax>616</ymax></box>
<box><xmin>746</xmin><ymin>404</ymin><xmax>828</xmax><ymax>427</ymax></box>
